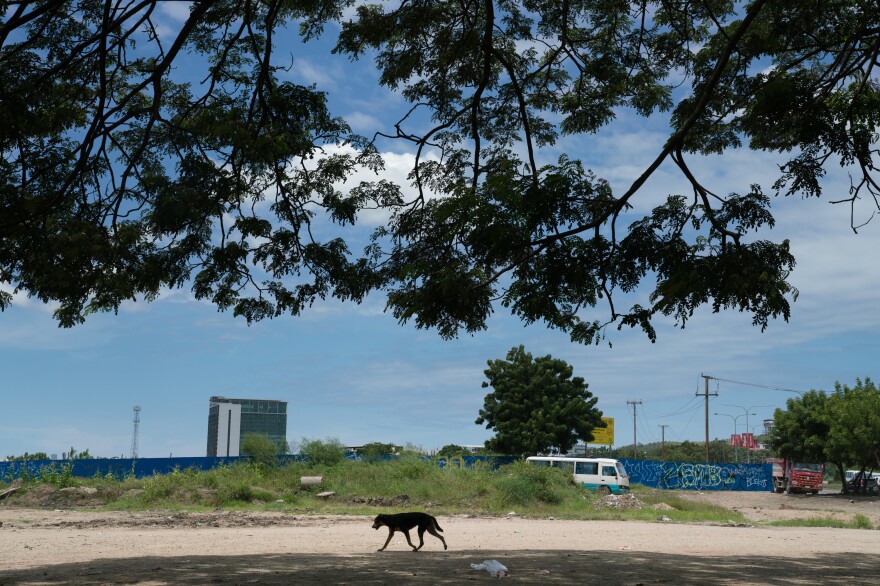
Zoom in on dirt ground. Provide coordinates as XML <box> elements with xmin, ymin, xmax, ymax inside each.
<box><xmin>1</xmin><ymin>490</ymin><xmax>879</xmax><ymax>585</ymax></box>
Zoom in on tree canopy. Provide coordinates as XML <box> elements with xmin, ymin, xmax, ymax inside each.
<box><xmin>825</xmin><ymin>378</ymin><xmax>880</xmax><ymax>477</ymax></box>
<box><xmin>769</xmin><ymin>378</ymin><xmax>880</xmax><ymax>492</ymax></box>
<box><xmin>357</xmin><ymin>442</ymin><xmax>397</xmax><ymax>460</ymax></box>
<box><xmin>436</xmin><ymin>444</ymin><xmax>470</xmax><ymax>458</ymax></box>
<box><xmin>5</xmin><ymin>451</ymin><xmax>50</xmax><ymax>461</ymax></box>
<box><xmin>2</xmin><ymin>1</ymin><xmax>879</xmax><ymax>343</ymax></box>
<box><xmin>240</xmin><ymin>432</ymin><xmax>284</xmax><ymax>466</ymax></box>
<box><xmin>476</xmin><ymin>345</ymin><xmax>604</xmax><ymax>455</ymax></box>
<box><xmin>768</xmin><ymin>390</ymin><xmax>831</xmax><ymax>464</ymax></box>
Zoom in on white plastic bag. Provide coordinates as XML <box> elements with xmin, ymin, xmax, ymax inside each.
<box><xmin>470</xmin><ymin>559</ymin><xmax>509</xmax><ymax>577</ymax></box>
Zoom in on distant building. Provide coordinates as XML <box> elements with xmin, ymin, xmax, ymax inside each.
<box><xmin>206</xmin><ymin>396</ymin><xmax>288</xmax><ymax>457</ymax></box>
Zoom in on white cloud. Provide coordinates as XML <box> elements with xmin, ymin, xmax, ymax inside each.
<box><xmin>151</xmin><ymin>3</ymin><xmax>194</xmax><ymax>42</ymax></box>
<box><xmin>345</xmin><ymin>110</ymin><xmax>384</xmax><ymax>134</ymax></box>
<box><xmin>158</xmin><ymin>2</ymin><xmax>192</xmax><ymax>22</ymax></box>
<box><xmin>0</xmin><ymin>283</ymin><xmax>57</xmax><ymax>312</ymax></box>
<box><xmin>289</xmin><ymin>57</ymin><xmax>345</xmax><ymax>90</ymax></box>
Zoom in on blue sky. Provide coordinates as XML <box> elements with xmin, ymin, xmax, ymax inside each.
<box><xmin>3</xmin><ymin>6</ymin><xmax>880</xmax><ymax>459</ymax></box>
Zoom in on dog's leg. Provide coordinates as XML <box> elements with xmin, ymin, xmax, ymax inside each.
<box><xmin>426</xmin><ymin>526</ymin><xmax>447</xmax><ymax>550</ymax></box>
<box><xmin>415</xmin><ymin>527</ymin><xmax>427</xmax><ymax>551</ymax></box>
<box><xmin>402</xmin><ymin>529</ymin><xmax>418</xmax><ymax>551</ymax></box>
<box><xmin>378</xmin><ymin>528</ymin><xmax>395</xmax><ymax>552</ymax></box>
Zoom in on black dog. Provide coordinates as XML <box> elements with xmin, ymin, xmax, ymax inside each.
<box><xmin>372</xmin><ymin>512</ymin><xmax>447</xmax><ymax>552</ymax></box>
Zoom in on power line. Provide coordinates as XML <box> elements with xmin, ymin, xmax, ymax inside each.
<box><xmin>637</xmin><ymin>406</ymin><xmax>659</xmax><ymax>444</ymax></box>
<box><xmin>671</xmin><ymin>399</ymin><xmax>705</xmax><ymax>442</ymax></box>
<box><xmin>706</xmin><ymin>375</ymin><xmax>804</xmax><ymax>396</ymax></box>
<box><xmin>647</xmin><ymin>396</ymin><xmax>703</xmax><ymax>419</ymax></box>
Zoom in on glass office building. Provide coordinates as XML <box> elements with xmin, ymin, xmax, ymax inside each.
<box><xmin>207</xmin><ymin>396</ymin><xmax>288</xmax><ymax>457</ymax></box>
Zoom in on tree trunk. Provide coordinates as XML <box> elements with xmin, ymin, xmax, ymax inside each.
<box><xmin>836</xmin><ymin>463</ymin><xmax>849</xmax><ymax>495</ymax></box>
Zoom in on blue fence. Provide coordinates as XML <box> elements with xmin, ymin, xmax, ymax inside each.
<box><xmin>620</xmin><ymin>458</ymin><xmax>773</xmax><ymax>491</ymax></box>
<box><xmin>0</xmin><ymin>455</ymin><xmax>771</xmax><ymax>490</ymax></box>
<box><xmin>433</xmin><ymin>454</ymin><xmax>516</xmax><ymax>469</ymax></box>
<box><xmin>0</xmin><ymin>457</ymin><xmax>242</xmax><ymax>480</ymax></box>
<box><xmin>0</xmin><ymin>454</ymin><xmax>516</xmax><ymax>480</ymax></box>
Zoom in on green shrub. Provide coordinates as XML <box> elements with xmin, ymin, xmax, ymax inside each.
<box><xmin>241</xmin><ymin>433</ymin><xmax>282</xmax><ymax>467</ymax></box>
<box><xmin>38</xmin><ymin>462</ymin><xmax>77</xmax><ymax>488</ymax></box>
<box><xmin>219</xmin><ymin>480</ymin><xmax>255</xmax><ymax>503</ymax></box>
<box><xmin>437</xmin><ymin>444</ymin><xmax>468</xmax><ymax>458</ymax></box>
<box><xmin>853</xmin><ymin>514</ymin><xmax>873</xmax><ymax>530</ymax></box>
<box><xmin>142</xmin><ymin>475</ymin><xmax>176</xmax><ymax>502</ymax></box>
<box><xmin>395</xmin><ymin>456</ymin><xmax>435</xmax><ymax>480</ymax></box>
<box><xmin>496</xmin><ymin>476</ymin><xmax>541</xmax><ymax>506</ymax></box>
<box><xmin>358</xmin><ymin>442</ymin><xmax>396</xmax><ymax>462</ymax></box>
<box><xmin>769</xmin><ymin>515</ymin><xmax>876</xmax><ymax>529</ymax></box>
<box><xmin>297</xmin><ymin>437</ymin><xmax>346</xmax><ymax>467</ymax></box>
<box><xmin>494</xmin><ymin>461</ymin><xmax>571</xmax><ymax>506</ymax></box>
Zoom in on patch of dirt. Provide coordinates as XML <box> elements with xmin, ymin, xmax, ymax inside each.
<box><xmin>7</xmin><ymin>484</ymin><xmax>120</xmax><ymax>509</ymax></box>
<box><xmin>1</xmin><ymin>505</ymin><xmax>878</xmax><ymax>585</ymax></box>
<box><xmin>673</xmin><ymin>488</ymin><xmax>880</xmax><ymax>525</ymax></box>
<box><xmin>0</xmin><ymin>509</ymin><xmax>356</xmax><ymax>530</ymax></box>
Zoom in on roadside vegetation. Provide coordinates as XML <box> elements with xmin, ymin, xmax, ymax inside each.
<box><xmin>0</xmin><ymin>454</ymin><xmax>748</xmax><ymax>524</ymax></box>
<box><xmin>769</xmin><ymin>515</ymin><xmax>874</xmax><ymax>530</ymax></box>
<box><xmin>3</xmin><ymin>438</ymin><xmax>877</xmax><ymax>530</ymax></box>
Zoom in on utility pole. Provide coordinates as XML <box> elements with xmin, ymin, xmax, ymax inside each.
<box><xmin>699</xmin><ymin>375</ymin><xmax>718</xmax><ymax>463</ymax></box>
<box><xmin>659</xmin><ymin>424</ymin><xmax>669</xmax><ymax>462</ymax></box>
<box><xmin>626</xmin><ymin>400</ymin><xmax>642</xmax><ymax>459</ymax></box>
<box><xmin>130</xmin><ymin>405</ymin><xmax>141</xmax><ymax>460</ymax></box>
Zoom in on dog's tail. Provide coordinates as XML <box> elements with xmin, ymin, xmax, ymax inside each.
<box><xmin>432</xmin><ymin>516</ymin><xmax>444</xmax><ymax>532</ymax></box>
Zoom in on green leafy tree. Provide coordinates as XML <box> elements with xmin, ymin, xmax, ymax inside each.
<box><xmin>240</xmin><ymin>433</ymin><xmax>282</xmax><ymax>467</ymax></box>
<box><xmin>825</xmin><ymin>378</ymin><xmax>880</xmax><ymax>492</ymax></box>
<box><xmin>653</xmin><ymin>441</ymin><xmax>708</xmax><ymax>464</ymax></box>
<box><xmin>64</xmin><ymin>447</ymin><xmax>93</xmax><ymax>460</ymax></box>
<box><xmin>296</xmin><ymin>437</ymin><xmax>346</xmax><ymax>467</ymax></box>
<box><xmin>769</xmin><ymin>378</ymin><xmax>880</xmax><ymax>494</ymax></box>
<box><xmin>610</xmin><ymin>439</ymin><xmax>734</xmax><ymax>463</ymax></box>
<box><xmin>437</xmin><ymin>444</ymin><xmax>469</xmax><ymax>458</ymax></box>
<box><xmin>3</xmin><ymin>2</ymin><xmax>879</xmax><ymax>346</ymax></box>
<box><xmin>6</xmin><ymin>452</ymin><xmax>50</xmax><ymax>461</ymax></box>
<box><xmin>358</xmin><ymin>442</ymin><xmax>397</xmax><ymax>461</ymax></box>
<box><xmin>476</xmin><ymin>345</ymin><xmax>604</xmax><ymax>456</ymax></box>
<box><xmin>768</xmin><ymin>390</ymin><xmax>831</xmax><ymax>465</ymax></box>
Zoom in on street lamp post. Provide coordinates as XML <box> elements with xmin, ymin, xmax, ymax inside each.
<box><xmin>749</xmin><ymin>423</ymin><xmax>766</xmax><ymax>450</ymax></box>
<box><xmin>715</xmin><ymin>412</ymin><xmax>748</xmax><ymax>463</ymax></box>
<box><xmin>721</xmin><ymin>404</ymin><xmax>774</xmax><ymax>463</ymax></box>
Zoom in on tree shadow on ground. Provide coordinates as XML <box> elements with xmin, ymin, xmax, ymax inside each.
<box><xmin>1</xmin><ymin>550</ymin><xmax>877</xmax><ymax>585</ymax></box>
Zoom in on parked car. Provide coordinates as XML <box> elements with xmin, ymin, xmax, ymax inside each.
<box><xmin>844</xmin><ymin>470</ymin><xmax>880</xmax><ymax>495</ymax></box>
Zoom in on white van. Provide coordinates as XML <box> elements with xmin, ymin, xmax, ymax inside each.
<box><xmin>526</xmin><ymin>456</ymin><xmax>630</xmax><ymax>495</ymax></box>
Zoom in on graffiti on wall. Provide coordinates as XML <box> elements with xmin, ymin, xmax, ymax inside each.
<box><xmin>619</xmin><ymin>458</ymin><xmax>772</xmax><ymax>491</ymax></box>
<box><xmin>0</xmin><ymin>454</ymin><xmax>517</xmax><ymax>480</ymax></box>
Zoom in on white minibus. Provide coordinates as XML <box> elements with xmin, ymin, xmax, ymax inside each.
<box><xmin>526</xmin><ymin>456</ymin><xmax>630</xmax><ymax>495</ymax></box>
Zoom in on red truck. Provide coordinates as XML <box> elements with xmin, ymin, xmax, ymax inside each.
<box><xmin>765</xmin><ymin>458</ymin><xmax>824</xmax><ymax>494</ymax></box>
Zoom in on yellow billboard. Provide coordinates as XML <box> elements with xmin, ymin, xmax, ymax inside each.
<box><xmin>589</xmin><ymin>417</ymin><xmax>614</xmax><ymax>445</ymax></box>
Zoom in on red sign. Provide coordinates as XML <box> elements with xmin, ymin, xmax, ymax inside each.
<box><xmin>730</xmin><ymin>434</ymin><xmax>742</xmax><ymax>447</ymax></box>
<box><xmin>742</xmin><ymin>433</ymin><xmax>756</xmax><ymax>449</ymax></box>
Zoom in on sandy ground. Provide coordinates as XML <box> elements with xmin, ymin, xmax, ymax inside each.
<box><xmin>1</xmin><ymin>491</ymin><xmax>879</xmax><ymax>585</ymax></box>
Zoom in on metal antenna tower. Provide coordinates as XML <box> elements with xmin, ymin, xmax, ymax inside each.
<box><xmin>130</xmin><ymin>405</ymin><xmax>141</xmax><ymax>460</ymax></box>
